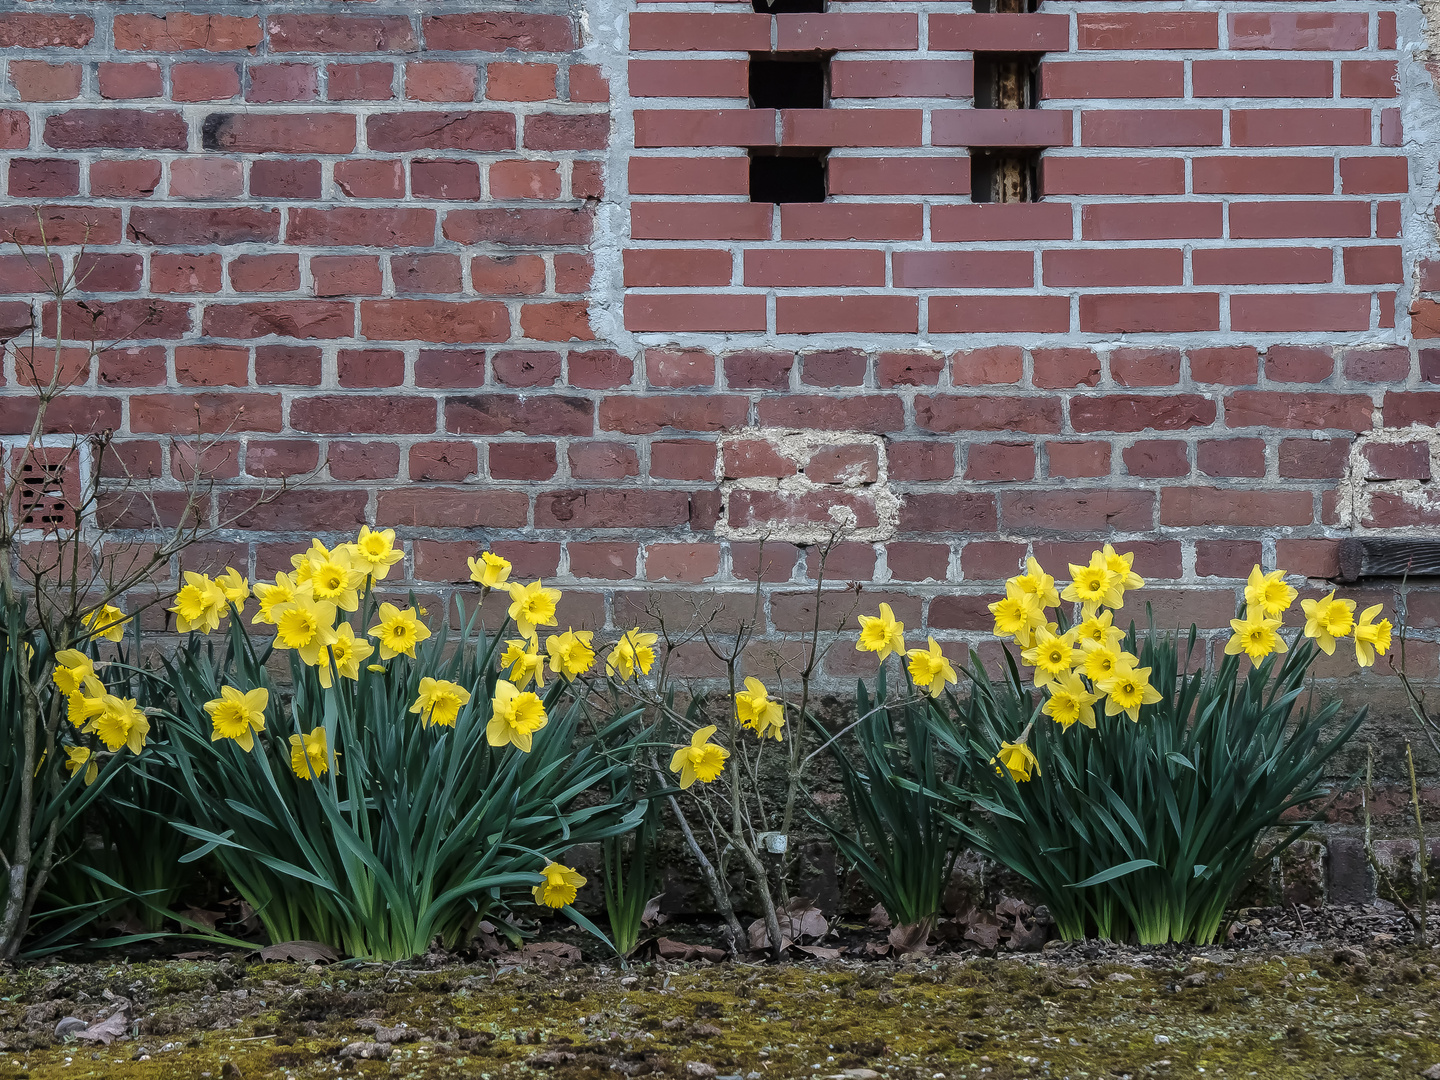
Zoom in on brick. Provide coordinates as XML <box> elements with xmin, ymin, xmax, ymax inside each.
<box><xmin>1001</xmin><ymin>491</ymin><xmax>1154</xmax><ymax>534</ymax></box>
<box><xmin>489</xmin><ymin>350</ymin><xmax>558</xmax><ymax>388</ymax></box>
<box><xmin>170</xmin><ymin>159</ymin><xmax>243</xmax><ymax>199</ymax></box>
<box><xmin>423</xmin><ymin>13</ymin><xmax>575</xmax><ymax>52</ymax></box>
<box><xmin>444</xmin><ymin>208</ymin><xmax>592</xmax><ymax>246</ymax></box>
<box><xmin>624</xmin><ymin>294</ymin><xmax>765</xmax><ymax>333</ymax></box>
<box><xmin>1343</xmin><ymin>346</ymin><xmax>1410</xmax><ymax>383</ymax></box>
<box><xmin>267</xmin><ymin>15</ymin><xmax>416</xmax><ymax>53</ymax></box>
<box><xmin>130</xmin><ymin>393</ymin><xmax>280</xmax><ymax>434</ymax></box>
<box><xmin>1079</xmin><ymin>294</ymin><xmax>1220</xmax><ymax>333</ymax></box>
<box><xmin>468</xmin><ymin>255</ymin><xmax>543</xmax><ymax>296</ymax></box>
<box><xmin>1229</xmin><ymin>201</ymin><xmax>1369</xmax><ymax>239</ymax></box>
<box><xmin>377</xmin><ymin>489</ymin><xmax>528</xmax><ymax>530</ymax></box>
<box><xmin>569</xmin><ymin>542</ymin><xmax>636</xmax><ymax>580</ymax></box>
<box><xmin>360</xmin><ymin>300</ymin><xmax>508</xmax><ymax>343</ymax></box>
<box><xmin>1192</xmin><ymin>61</ymin><xmax>1332</xmax><ymax>99</ymax></box>
<box><xmin>312</xmin><ymin>256</ymin><xmax>383</xmax><ymax>298</ymax></box>
<box><xmin>1197</xmin><ymin>438</ymin><xmax>1266</xmax><ymax>478</ymax></box>
<box><xmin>367</xmin><ymin>112</ymin><xmax>515</xmax><ymax>152</ymax></box>
<box><xmin>570</xmin><ymin>441</ymin><xmax>638</xmax><ymax>480</ymax></box>
<box><xmin>1192</xmin><ymin>156</ymin><xmax>1334</xmax><ymax>195</ymax></box>
<box><xmin>1123</xmin><ymin>441</ymin><xmax>1188</xmax><ymax>479</ymax></box>
<box><xmin>1195</xmin><ymin>540</ymin><xmax>1263</xmax><ymax>580</ymax></box>
<box><xmin>930</xmin><ymin>296</ymin><xmax>1070</xmax><ymax>335</ymax></box>
<box><xmin>928</xmin><ymin>14</ymin><xmax>1069</xmax><ymax>53</ymax></box>
<box><xmin>802</xmin><ymin>350</ymin><xmax>867</xmax><ymax>388</ymax></box>
<box><xmin>723</xmin><ymin>439</ymin><xmax>796</xmax><ymax>480</ymax></box>
<box><xmin>1042</xmin><ymin>156</ymin><xmax>1184</xmax><ymax>196</ymax></box>
<box><xmin>228</xmin><ymin>254</ymin><xmax>299</xmax><ymax>293</ymax></box>
<box><xmin>390</xmin><ymin>254</ymin><xmax>460</xmax><ymax>295</ymax></box>
<box><xmin>406</xmin><ymin>61</ymin><xmax>478</xmax><ymax>102</ymax></box>
<box><xmin>629</xmin><ymin>59</ymin><xmax>747</xmax><ymax>99</ymax></box>
<box><xmin>1110</xmin><ymin>348</ymin><xmax>1181</xmax><ymax>387</ymax></box>
<box><xmin>776</xmin><ymin>296</ymin><xmax>918</xmax><ymax>335</ymax></box>
<box><xmin>525</xmin><ymin>113</ymin><xmax>607</xmax><ymax>152</ymax></box>
<box><xmin>650</xmin><ymin>439</ymin><xmax>717</xmax><ymax>481</ymax></box>
<box><xmin>45</xmin><ymin>109</ymin><xmax>186</xmax><ymax>150</ymax></box>
<box><xmin>248</xmin><ymin>440</ymin><xmax>321</xmax><ymax>479</ymax></box>
<box><xmin>1340</xmin><ymin>157</ymin><xmax>1408</xmax><ymax>195</ymax></box>
<box><xmin>490</xmin><ymin>441</ymin><xmax>558</xmax><ymax>481</ymax></box>
<box><xmin>335</xmin><ymin>160</ymin><xmax>404</xmax><ymax>199</ymax></box>
<box><xmin>635</xmin><ymin>109</ymin><xmax>775</xmax><ymax>149</ymax></box>
<box><xmin>1229</xmin><ymin>13</ymin><xmax>1368</xmax><ymax>51</ymax></box>
<box><xmin>296</xmin><ymin>396</ymin><xmax>434</xmax><ymax>436</ymax></box>
<box><xmin>128</xmin><ymin>208</ymin><xmax>279</xmax><ymax>245</ymax></box>
<box><xmin>777</xmin><ymin>13</ymin><xmax>918</xmax><ymax>51</ymax></box>
<box><xmin>1344</xmin><ymin>246</ymin><xmax>1404</xmax><ymax>286</ymax></box>
<box><xmin>628</xmin><ymin>157</ymin><xmax>748</xmax><ymax>196</ymax></box>
<box><xmin>1070</xmin><ymin>395</ymin><xmax>1217</xmax><ymax>433</ymax></box>
<box><xmin>966</xmin><ymin>442</ymin><xmax>1035</xmax><ymax>482</ymax></box>
<box><xmin>446</xmin><ymin>394</ymin><xmax>594</xmax><ymax>436</ymax></box>
<box><xmin>569</xmin><ymin>350</ymin><xmax>632</xmax><ymax>390</ymax></box>
<box><xmin>9</xmin><ymin>61</ymin><xmax>81</xmax><ymax>101</ymax></box>
<box><xmin>1230</xmin><ymin>109</ymin><xmax>1371</xmax><ymax>148</ymax></box>
<box><xmin>1224</xmin><ymin>392</ymin><xmax>1373</xmax><ymax>431</ymax></box>
<box><xmin>248</xmin><ymin>63</ymin><xmax>318</xmax><ymax>103</ymax></box>
<box><xmin>746</xmin><ymin>249</ymin><xmax>886</xmax><ymax>288</ymax></box>
<box><xmin>1043</xmin><ymin>248</ymin><xmax>1183</xmax><ymax>288</ymax></box>
<box><xmin>646</xmin><ymin>349</ymin><xmax>714</xmax><ymax>389</ymax></box>
<box><xmin>113</xmin><ymin>13</ymin><xmax>261</xmax><ymax>52</ymax></box>
<box><xmin>337</xmin><ymin>349</ymin><xmax>404</xmax><ymax>388</ymax></box>
<box><xmin>1077</xmin><ymin>12</ymin><xmax>1218</xmax><ymax>49</ymax></box>
<box><xmin>0</xmin><ymin>14</ymin><xmax>93</xmax><ymax>49</ymax></box>
<box><xmin>138</xmin><ymin>254</ymin><xmax>226</xmax><ymax>295</ymax></box>
<box><xmin>0</xmin><ymin>206</ymin><xmax>121</xmax><ymax>246</ymax></box>
<box><xmin>916</xmin><ymin>395</ymin><xmax>1061</xmax><ymax>435</ymax></box>
<box><xmin>175</xmin><ymin>345</ymin><xmax>247</xmax><ymax>387</ymax></box>
<box><xmin>1364</xmin><ymin>442</ymin><xmax>1430</xmax><ymax>481</ymax></box>
<box><xmin>1042</xmin><ymin>61</ymin><xmax>1183</xmax><ymax>100</ymax></box>
<box><xmin>1160</xmin><ymin>488</ymin><xmax>1312</xmax><ymax>528</ymax></box>
<box><xmin>204</xmin><ymin>112</ymin><xmax>355</xmax><ymax>154</ymax></box>
<box><xmin>828</xmin><ymin>157</ymin><xmax>969</xmax><ymax>196</ymax></box>
<box><xmin>172</xmin><ymin>63</ymin><xmax>240</xmax><ymax>102</ymax></box>
<box><xmin>783</xmin><ymin>109</ymin><xmax>924</xmax><ymax>148</ymax></box>
<box><xmin>202</xmin><ymin>302</ymin><xmax>352</xmax><ymax>340</ymax></box>
<box><xmin>327</xmin><ymin>442</ymin><xmax>401</xmax><ymax>482</ymax></box>
<box><xmin>645</xmin><ymin>544</ymin><xmax>721</xmax><ymax>583</ymax></box>
<box><xmin>629</xmin><ymin>13</ymin><xmax>769</xmax><ymax>51</ymax></box>
<box><xmin>877</xmin><ymin>352</ymin><xmax>943</xmax><ymax>388</ymax></box>
<box><xmin>780</xmin><ymin>204</ymin><xmax>922</xmax><ymax>242</ymax></box>
<box><xmin>9</xmin><ymin>159</ymin><xmax>79</xmax><ymax>198</ymax></box>
<box><xmin>888</xmin><ymin>441</ymin><xmax>954</xmax><ymax>482</ymax></box>
<box><xmin>624</xmin><ymin>249</ymin><xmax>733</xmax><ymax>288</ymax></box>
<box><xmin>489</xmin><ymin>160</ymin><xmax>561</xmax><ymax>200</ymax></box>
<box><xmin>255</xmin><ymin>345</ymin><xmax>321</xmax><ymax>386</ymax></box>
<box><xmin>98</xmin><ymin>62</ymin><xmax>163</xmax><ymax>100</ymax></box>
<box><xmin>932</xmin><ymin>203</ymin><xmax>1072</xmax><ymax>242</ymax></box>
<box><xmin>1045</xmin><ymin>441</ymin><xmax>1110</xmax><ymax>479</ymax></box>
<box><xmin>724</xmin><ymin>351</ymin><xmax>792</xmax><ymax>391</ymax></box>
<box><xmin>568</xmin><ymin>65</ymin><xmax>607</xmax><ymax>104</ymax></box>
<box><xmin>1382</xmin><ymin>392</ymin><xmax>1440</xmax><ymax>428</ymax></box>
<box><xmin>535</xmin><ymin>490</ymin><xmax>690</xmax><ymax>530</ymax></box>
<box><xmin>1192</xmin><ymin>247</ymin><xmax>1333</xmax><ymax>286</ymax></box>
<box><xmin>486</xmin><ymin>61</ymin><xmax>556</xmax><ymax>102</ymax></box>
<box><xmin>411</xmin><ymin>160</ymin><xmax>481</xmax><ymax>201</ymax></box>
<box><xmin>1230</xmin><ymin>294</ymin><xmax>1371</xmax><ymax>333</ymax></box>
<box><xmin>1081</xmin><ymin>110</ymin><xmax>1222</xmax><ymax>148</ymax></box>
<box><xmin>406</xmin><ymin>441</ymin><xmax>476</xmax><ymax>483</ymax></box>
<box><xmin>251</xmin><ymin>159</ymin><xmax>323</xmax><ymax>200</ymax></box>
<box><xmin>328</xmin><ymin>63</ymin><xmax>394</xmax><ymax>101</ymax></box>
<box><xmin>1265</xmin><ymin>346</ymin><xmax>1334</xmax><ymax>384</ymax></box>
<box><xmin>757</xmin><ymin>395</ymin><xmax>903</xmax><ymax>434</ymax></box>
<box><xmin>1081</xmin><ymin>203</ymin><xmax>1222</xmax><ymax>240</ymax></box>
<box><xmin>831</xmin><ymin>60</ymin><xmax>972</xmax><ymax>99</ymax></box>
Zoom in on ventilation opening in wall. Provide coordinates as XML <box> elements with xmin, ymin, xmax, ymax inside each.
<box><xmin>750</xmin><ymin>151</ymin><xmax>827</xmax><ymax>203</ymax></box>
<box><xmin>752</xmin><ymin>0</ymin><xmax>825</xmax><ymax>14</ymax></box>
<box><xmin>750</xmin><ymin>55</ymin><xmax>828</xmax><ymax>110</ymax></box>
<box><xmin>971</xmin><ymin>149</ymin><xmax>1041</xmax><ymax>203</ymax></box>
<box><xmin>9</xmin><ymin>445</ymin><xmax>83</xmax><ymax>532</ymax></box>
<box><xmin>974</xmin><ymin>54</ymin><xmax>1040</xmax><ymax>110</ymax></box>
<box><xmin>972</xmin><ymin>0</ymin><xmax>1038</xmax><ymax>11</ymax></box>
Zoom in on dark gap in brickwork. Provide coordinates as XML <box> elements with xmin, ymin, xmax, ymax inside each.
<box><xmin>752</xmin><ymin>0</ymin><xmax>825</xmax><ymax>13</ymax></box>
<box><xmin>972</xmin><ymin>0</ymin><xmax>1037</xmax><ymax>11</ymax></box>
<box><xmin>971</xmin><ymin>149</ymin><xmax>1041</xmax><ymax>203</ymax></box>
<box><xmin>749</xmin><ymin>56</ymin><xmax>828</xmax><ymax>110</ymax></box>
<box><xmin>750</xmin><ymin>152</ymin><xmax>827</xmax><ymax>203</ymax></box>
<box><xmin>974</xmin><ymin>54</ymin><xmax>1039</xmax><ymax>110</ymax></box>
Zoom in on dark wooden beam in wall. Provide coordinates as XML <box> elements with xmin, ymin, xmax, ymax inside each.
<box><xmin>1336</xmin><ymin>538</ymin><xmax>1440</xmax><ymax>583</ymax></box>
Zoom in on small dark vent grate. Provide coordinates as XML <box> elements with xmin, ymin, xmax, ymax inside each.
<box><xmin>11</xmin><ymin>447</ymin><xmax>81</xmax><ymax>532</ymax></box>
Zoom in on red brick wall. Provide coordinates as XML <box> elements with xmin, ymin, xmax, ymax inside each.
<box><xmin>0</xmin><ymin>2</ymin><xmax>1437</xmax><ymax>701</ymax></box>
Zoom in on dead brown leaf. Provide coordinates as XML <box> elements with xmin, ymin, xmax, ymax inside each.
<box><xmin>795</xmin><ymin>945</ymin><xmax>844</xmax><ymax>960</ymax></box>
<box><xmin>518</xmin><ymin>941</ymin><xmax>581</xmax><ymax>967</ymax></box>
<box><xmin>887</xmin><ymin>921</ymin><xmax>934</xmax><ymax>957</ymax></box>
<box><xmin>259</xmin><ymin>940</ymin><xmax>339</xmax><ymax>964</ymax></box>
<box><xmin>75</xmin><ymin>1011</ymin><xmax>129</xmax><ymax>1045</ymax></box>
<box><xmin>655</xmin><ymin>937</ymin><xmax>726</xmax><ymax>962</ymax></box>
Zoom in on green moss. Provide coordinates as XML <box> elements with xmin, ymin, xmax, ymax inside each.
<box><xmin>0</xmin><ymin>951</ymin><xmax>1435</xmax><ymax>1079</ymax></box>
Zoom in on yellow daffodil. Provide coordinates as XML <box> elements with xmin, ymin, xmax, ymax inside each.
<box><xmin>1022</xmin><ymin>627</ymin><xmax>1081</xmax><ymax>689</ymax></box>
<box><xmin>488</xmin><ymin>679</ymin><xmax>548</xmax><ymax>752</ymax></box>
<box><xmin>856</xmin><ymin>602</ymin><xmax>906</xmax><ymax>660</ymax></box>
<box><xmin>1353</xmin><ymin>604</ymin><xmax>1392</xmax><ymax>668</ymax></box>
<box><xmin>1099</xmin><ymin>664</ymin><xmax>1162</xmax><ymax>722</ymax></box>
<box><xmin>215</xmin><ymin>567</ymin><xmax>250</xmax><ymax>606</ymax></box>
<box><xmin>991</xmin><ymin>740</ymin><xmax>1039</xmax><ymax>782</ymax></box>
<box><xmin>735</xmin><ymin>676</ymin><xmax>785</xmax><ymax>741</ymax></box>
<box><xmin>205</xmin><ymin>685</ymin><xmax>268</xmax><ymax>752</ymax></box>
<box><xmin>1244</xmin><ymin>566</ymin><xmax>1297</xmax><ymax>619</ymax></box>
<box><xmin>607</xmin><ymin>628</ymin><xmax>658</xmax><ymax>680</ymax></box>
<box><xmin>989</xmin><ymin>586</ymin><xmax>1045</xmax><ymax>647</ymax></box>
<box><xmin>1074</xmin><ymin>610</ymin><xmax>1125</xmax><ymax>652</ymax></box>
<box><xmin>170</xmin><ymin>571</ymin><xmax>228</xmax><ymax>634</ymax></box>
<box><xmin>64</xmin><ymin>746</ymin><xmax>98</xmax><ymax>786</ymax></box>
<box><xmin>319</xmin><ymin>622</ymin><xmax>372</xmax><ymax>689</ymax></box>
<box><xmin>469</xmin><ymin>551</ymin><xmax>512</xmax><ymax>589</ymax></box>
<box><xmin>368</xmin><ymin>602</ymin><xmax>431</xmax><ymax>660</ymax></box>
<box><xmin>289</xmin><ymin>727</ymin><xmax>331</xmax><ymax>779</ymax></box>
<box><xmin>1061</xmin><ymin>554</ymin><xmax>1124</xmax><ymax>616</ymax></box>
<box><xmin>252</xmin><ymin>572</ymin><xmax>299</xmax><ymax>625</ymax></box>
<box><xmin>83</xmin><ymin>604</ymin><xmax>126</xmax><ymax>643</ymax></box>
<box><xmin>1080</xmin><ymin>641</ymin><xmax>1127</xmax><ymax>685</ymax></box>
<box><xmin>533</xmin><ymin>862</ymin><xmax>586</xmax><ymax>908</ymax></box>
<box><xmin>506</xmin><ymin>579</ymin><xmax>561</xmax><ymax>638</ymax></box>
<box><xmin>545</xmin><ymin>629</ymin><xmax>595</xmax><ymax>681</ymax></box>
<box><xmin>65</xmin><ymin>676</ymin><xmax>105</xmax><ymax>729</ymax></box>
<box><xmin>1225</xmin><ymin>607</ymin><xmax>1288</xmax><ymax>663</ymax></box>
<box><xmin>1100</xmin><ymin>544</ymin><xmax>1144</xmax><ymax>595</ymax></box>
<box><xmin>272</xmin><ymin>594</ymin><xmax>340</xmax><ymax>666</ymax></box>
<box><xmin>289</xmin><ymin>539</ymin><xmax>332</xmax><ymax>583</ymax></box>
<box><xmin>1301</xmin><ymin>591</ymin><xmax>1356</xmax><ymax>655</ymax></box>
<box><xmin>410</xmin><ymin>677</ymin><xmax>471</xmax><ymax>729</ymax></box>
<box><xmin>1008</xmin><ymin>556</ymin><xmax>1060</xmax><ymax>610</ymax></box>
<box><xmin>501</xmin><ymin>637</ymin><xmax>546</xmax><ymax>690</ymax></box>
<box><xmin>350</xmin><ymin>525</ymin><xmax>404</xmax><ymax>581</ymax></box>
<box><xmin>86</xmin><ymin>694</ymin><xmax>149</xmax><ymax>754</ymax></box>
<box><xmin>51</xmin><ymin>649</ymin><xmax>95</xmax><ymax>697</ymax></box>
<box><xmin>301</xmin><ymin>545</ymin><xmax>365</xmax><ymax>613</ymax></box>
<box><xmin>1043</xmin><ymin>671</ymin><xmax>1100</xmax><ymax>730</ymax></box>
<box><xmin>907</xmin><ymin>637</ymin><xmax>959</xmax><ymax>697</ymax></box>
<box><xmin>670</xmin><ymin>725</ymin><xmax>728</xmax><ymax>789</ymax></box>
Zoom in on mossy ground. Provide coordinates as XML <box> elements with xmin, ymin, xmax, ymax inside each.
<box><xmin>0</xmin><ymin>946</ymin><xmax>1437</xmax><ymax>1080</ymax></box>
